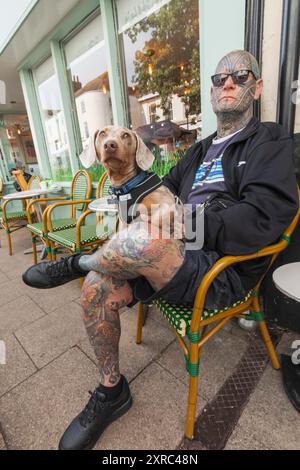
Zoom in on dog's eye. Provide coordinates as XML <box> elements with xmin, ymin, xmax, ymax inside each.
<box><xmin>99</xmin><ymin>131</ymin><xmax>106</xmax><ymax>137</ymax></box>
<box><xmin>122</xmin><ymin>132</ymin><xmax>129</xmax><ymax>139</ymax></box>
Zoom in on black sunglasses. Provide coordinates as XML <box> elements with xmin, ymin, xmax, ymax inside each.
<box><xmin>211</xmin><ymin>69</ymin><xmax>256</xmax><ymax>87</ymax></box>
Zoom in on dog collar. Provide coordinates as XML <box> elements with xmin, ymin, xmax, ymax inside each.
<box><xmin>109</xmin><ymin>171</ymin><xmax>148</xmax><ymax>196</ymax></box>
<box><xmin>108</xmin><ymin>172</ymin><xmax>163</xmax><ymax>224</ymax></box>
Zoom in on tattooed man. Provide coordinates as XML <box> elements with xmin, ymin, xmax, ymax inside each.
<box><xmin>23</xmin><ymin>50</ymin><xmax>299</xmax><ymax>450</ymax></box>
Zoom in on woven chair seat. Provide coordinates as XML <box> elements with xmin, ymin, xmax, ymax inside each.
<box><xmin>27</xmin><ymin>218</ymin><xmax>77</xmax><ymax>236</ymax></box>
<box><xmin>47</xmin><ymin>224</ymin><xmax>111</xmax><ymax>251</ymax></box>
<box><xmin>153</xmin><ymin>290</ymin><xmax>253</xmax><ymax>337</ymax></box>
<box><xmin>0</xmin><ymin>210</ymin><xmax>27</xmax><ymax>222</ymax></box>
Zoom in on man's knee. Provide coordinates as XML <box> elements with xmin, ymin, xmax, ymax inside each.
<box><xmin>80</xmin><ymin>271</ymin><xmax>107</xmax><ymax>311</ymax></box>
<box><xmin>80</xmin><ymin>270</ymin><xmax>133</xmax><ymax>311</ymax></box>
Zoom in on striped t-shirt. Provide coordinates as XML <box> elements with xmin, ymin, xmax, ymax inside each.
<box><xmin>186</xmin><ymin>128</ymin><xmax>244</xmax><ymax>208</ymax></box>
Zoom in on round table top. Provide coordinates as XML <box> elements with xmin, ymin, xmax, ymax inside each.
<box><xmin>272</xmin><ymin>262</ymin><xmax>300</xmax><ymax>303</ymax></box>
<box><xmin>3</xmin><ymin>188</ymin><xmax>48</xmax><ymax>200</ymax></box>
<box><xmin>88</xmin><ymin>197</ymin><xmax>119</xmax><ymax>213</ymax></box>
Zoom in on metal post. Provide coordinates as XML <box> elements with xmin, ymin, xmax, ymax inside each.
<box><xmin>99</xmin><ymin>0</ymin><xmax>127</xmax><ymax>126</ymax></box>
<box><xmin>19</xmin><ymin>69</ymin><xmax>52</xmax><ymax>178</ymax></box>
<box><xmin>277</xmin><ymin>0</ymin><xmax>300</xmax><ymax>135</ymax></box>
<box><xmin>51</xmin><ymin>40</ymin><xmax>80</xmax><ymax>174</ymax></box>
<box><xmin>245</xmin><ymin>0</ymin><xmax>265</xmax><ymax>120</ymax></box>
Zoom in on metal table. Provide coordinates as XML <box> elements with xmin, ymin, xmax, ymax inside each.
<box><xmin>273</xmin><ymin>262</ymin><xmax>300</xmax><ymax>303</ymax></box>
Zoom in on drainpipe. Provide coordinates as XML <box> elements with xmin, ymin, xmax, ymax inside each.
<box><xmin>245</xmin><ymin>0</ymin><xmax>265</xmax><ymax>120</ymax></box>
<box><xmin>277</xmin><ymin>0</ymin><xmax>300</xmax><ymax>135</ymax></box>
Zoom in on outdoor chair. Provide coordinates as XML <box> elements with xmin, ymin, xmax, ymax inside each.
<box><xmin>0</xmin><ymin>182</ymin><xmax>30</xmax><ymax>256</ymax></box>
<box><xmin>136</xmin><ymin>188</ymin><xmax>300</xmax><ymax>440</ymax></box>
<box><xmin>46</xmin><ymin>172</ymin><xmax>115</xmax><ymax>261</ymax></box>
<box><xmin>26</xmin><ymin>169</ymin><xmax>92</xmax><ymax>264</ymax></box>
<box><xmin>11</xmin><ymin>169</ymin><xmax>29</xmax><ymax>191</ymax></box>
<box><xmin>0</xmin><ymin>174</ymin><xmax>44</xmax><ymax>255</ymax></box>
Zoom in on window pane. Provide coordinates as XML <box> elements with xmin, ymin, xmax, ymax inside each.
<box><xmin>116</xmin><ymin>0</ymin><xmax>201</xmax><ymax>177</ymax></box>
<box><xmin>64</xmin><ymin>14</ymin><xmax>113</xmax><ymax>182</ymax></box>
<box><xmin>0</xmin><ymin>114</ymin><xmax>37</xmax><ymax>181</ymax></box>
<box><xmin>34</xmin><ymin>56</ymin><xmax>72</xmax><ymax>181</ymax></box>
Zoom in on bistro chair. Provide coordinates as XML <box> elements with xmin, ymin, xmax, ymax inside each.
<box><xmin>0</xmin><ymin>194</ymin><xmax>28</xmax><ymax>256</ymax></box>
<box><xmin>26</xmin><ymin>169</ymin><xmax>92</xmax><ymax>264</ymax></box>
<box><xmin>46</xmin><ymin>172</ymin><xmax>114</xmax><ymax>261</ymax></box>
<box><xmin>0</xmin><ymin>173</ymin><xmax>44</xmax><ymax>255</ymax></box>
<box><xmin>136</xmin><ymin>188</ymin><xmax>300</xmax><ymax>440</ymax></box>
<box><xmin>11</xmin><ymin>169</ymin><xmax>29</xmax><ymax>191</ymax></box>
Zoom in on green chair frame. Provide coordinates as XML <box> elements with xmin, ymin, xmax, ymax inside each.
<box><xmin>26</xmin><ymin>169</ymin><xmax>92</xmax><ymax>264</ymax></box>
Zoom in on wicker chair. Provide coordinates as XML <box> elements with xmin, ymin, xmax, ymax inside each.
<box><xmin>46</xmin><ymin>172</ymin><xmax>114</xmax><ymax>260</ymax></box>
<box><xmin>136</xmin><ymin>189</ymin><xmax>300</xmax><ymax>440</ymax></box>
<box><xmin>26</xmin><ymin>169</ymin><xmax>92</xmax><ymax>264</ymax></box>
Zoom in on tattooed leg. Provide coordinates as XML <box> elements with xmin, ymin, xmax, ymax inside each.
<box><xmin>81</xmin><ymin>270</ymin><xmax>133</xmax><ymax>386</ymax></box>
<box><xmin>79</xmin><ymin>220</ymin><xmax>185</xmax><ymax>292</ymax></box>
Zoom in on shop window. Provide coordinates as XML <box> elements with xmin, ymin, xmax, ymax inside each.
<box><xmin>116</xmin><ymin>0</ymin><xmax>200</xmax><ymax>176</ymax></box>
<box><xmin>63</xmin><ymin>14</ymin><xmax>112</xmax><ymax>182</ymax></box>
<box><xmin>0</xmin><ymin>114</ymin><xmax>37</xmax><ymax>180</ymax></box>
<box><xmin>34</xmin><ymin>57</ymin><xmax>72</xmax><ymax>181</ymax></box>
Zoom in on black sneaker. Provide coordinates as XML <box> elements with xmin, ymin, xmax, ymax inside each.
<box><xmin>59</xmin><ymin>376</ymin><xmax>132</xmax><ymax>450</ymax></box>
<box><xmin>22</xmin><ymin>255</ymin><xmax>86</xmax><ymax>289</ymax></box>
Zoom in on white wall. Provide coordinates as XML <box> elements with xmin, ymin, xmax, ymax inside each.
<box><xmin>0</xmin><ymin>0</ymin><xmax>36</xmax><ymax>50</ymax></box>
<box><xmin>199</xmin><ymin>0</ymin><xmax>246</xmax><ymax>137</ymax></box>
<box><xmin>260</xmin><ymin>0</ymin><xmax>283</xmax><ymax>123</ymax></box>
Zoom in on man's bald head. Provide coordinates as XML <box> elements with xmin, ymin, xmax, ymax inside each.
<box><xmin>210</xmin><ymin>50</ymin><xmax>263</xmax><ymax>137</ymax></box>
<box><xmin>215</xmin><ymin>50</ymin><xmax>260</xmax><ymax>78</ymax></box>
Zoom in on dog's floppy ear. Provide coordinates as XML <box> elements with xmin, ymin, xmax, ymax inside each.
<box><xmin>133</xmin><ymin>132</ymin><xmax>155</xmax><ymax>171</ymax></box>
<box><xmin>79</xmin><ymin>130</ymin><xmax>99</xmax><ymax>168</ymax></box>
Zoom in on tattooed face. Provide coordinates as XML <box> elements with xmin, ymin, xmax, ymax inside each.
<box><xmin>211</xmin><ymin>50</ymin><xmax>263</xmax><ymax>116</ymax></box>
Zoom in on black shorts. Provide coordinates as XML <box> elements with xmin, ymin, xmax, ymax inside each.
<box><xmin>127</xmin><ymin>248</ymin><xmax>247</xmax><ymax>310</ymax></box>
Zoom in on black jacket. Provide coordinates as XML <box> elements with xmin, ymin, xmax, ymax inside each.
<box><xmin>163</xmin><ymin>117</ymin><xmax>299</xmax><ymax>291</ymax></box>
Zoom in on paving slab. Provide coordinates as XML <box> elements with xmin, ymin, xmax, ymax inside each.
<box><xmin>0</xmin><ymin>432</ymin><xmax>6</xmax><ymax>450</ymax></box>
<box><xmin>0</xmin><ymin>334</ymin><xmax>37</xmax><ymax>397</ymax></box>
<box><xmin>0</xmin><ymin>271</ymin><xmax>9</xmax><ymax>285</ymax></box>
<box><xmin>225</xmin><ymin>423</ymin><xmax>273</xmax><ymax>450</ymax></box>
<box><xmin>0</xmin><ymin>295</ymin><xmax>46</xmax><ymax>337</ymax></box>
<box><xmin>15</xmin><ymin>301</ymin><xmax>87</xmax><ymax>368</ymax></box>
<box><xmin>94</xmin><ymin>362</ymin><xmax>207</xmax><ymax>450</ymax></box>
<box><xmin>24</xmin><ymin>278</ymin><xmax>81</xmax><ymax>314</ymax></box>
<box><xmin>276</xmin><ymin>330</ymin><xmax>300</xmax><ymax>356</ymax></box>
<box><xmin>0</xmin><ymin>278</ymin><xmax>30</xmax><ymax>307</ymax></box>
<box><xmin>78</xmin><ymin>307</ymin><xmax>175</xmax><ymax>382</ymax></box>
<box><xmin>0</xmin><ymin>348</ymin><xmax>99</xmax><ymax>450</ymax></box>
<box><xmin>228</xmin><ymin>364</ymin><xmax>300</xmax><ymax>450</ymax></box>
<box><xmin>157</xmin><ymin>329</ymin><xmax>249</xmax><ymax>401</ymax></box>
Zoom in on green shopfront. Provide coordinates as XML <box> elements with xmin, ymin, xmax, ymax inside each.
<box><xmin>0</xmin><ymin>0</ymin><xmax>247</xmax><ymax>188</ymax></box>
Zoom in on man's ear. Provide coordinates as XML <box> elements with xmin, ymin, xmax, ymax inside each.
<box><xmin>79</xmin><ymin>130</ymin><xmax>99</xmax><ymax>168</ymax></box>
<box><xmin>133</xmin><ymin>132</ymin><xmax>155</xmax><ymax>170</ymax></box>
<box><xmin>254</xmin><ymin>78</ymin><xmax>263</xmax><ymax>100</ymax></box>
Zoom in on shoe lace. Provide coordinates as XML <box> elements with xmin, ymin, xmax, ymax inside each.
<box><xmin>45</xmin><ymin>257</ymin><xmax>71</xmax><ymax>278</ymax></box>
<box><xmin>79</xmin><ymin>390</ymin><xmax>106</xmax><ymax>427</ymax></box>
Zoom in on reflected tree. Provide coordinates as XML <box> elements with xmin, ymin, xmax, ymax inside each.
<box><xmin>126</xmin><ymin>0</ymin><xmax>200</xmax><ymax>117</ymax></box>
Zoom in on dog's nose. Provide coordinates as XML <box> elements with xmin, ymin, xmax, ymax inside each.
<box><xmin>104</xmin><ymin>140</ymin><xmax>118</xmax><ymax>152</ymax></box>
